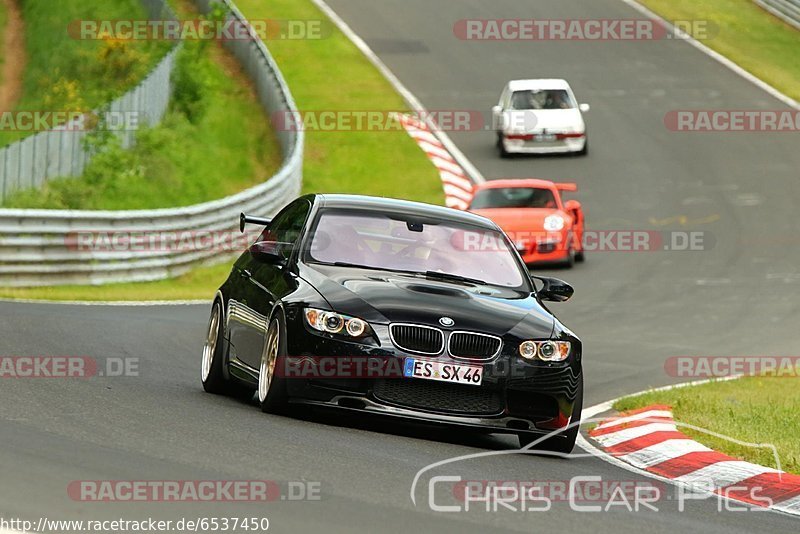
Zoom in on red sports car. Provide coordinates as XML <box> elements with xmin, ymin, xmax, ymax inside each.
<box><xmin>467</xmin><ymin>179</ymin><xmax>585</xmax><ymax>267</ymax></box>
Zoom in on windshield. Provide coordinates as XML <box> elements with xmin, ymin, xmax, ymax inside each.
<box><xmin>510</xmin><ymin>89</ymin><xmax>575</xmax><ymax>110</ymax></box>
<box><xmin>305</xmin><ymin>210</ymin><xmax>528</xmax><ymax>289</ymax></box>
<box><xmin>470</xmin><ymin>188</ymin><xmax>557</xmax><ymax>210</ymax></box>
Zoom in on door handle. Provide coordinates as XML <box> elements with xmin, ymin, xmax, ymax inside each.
<box><xmin>241</xmin><ymin>269</ymin><xmax>252</xmax><ymax>278</ymax></box>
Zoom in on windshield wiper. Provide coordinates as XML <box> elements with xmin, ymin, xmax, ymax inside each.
<box><xmin>320</xmin><ymin>262</ymin><xmax>417</xmax><ymax>276</ymax></box>
<box><xmin>423</xmin><ymin>270</ymin><xmax>486</xmax><ymax>286</ymax></box>
<box><xmin>315</xmin><ymin>262</ymin><xmax>488</xmax><ymax>286</ymax></box>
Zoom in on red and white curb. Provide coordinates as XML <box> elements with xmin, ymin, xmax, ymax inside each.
<box><xmin>587</xmin><ymin>404</ymin><xmax>800</xmax><ymax>515</ymax></box>
<box><xmin>393</xmin><ymin>113</ymin><xmax>474</xmax><ymax>210</ymax></box>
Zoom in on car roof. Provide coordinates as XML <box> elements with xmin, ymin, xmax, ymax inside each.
<box><xmin>506</xmin><ymin>79</ymin><xmax>571</xmax><ymax>92</ymax></box>
<box><xmin>314</xmin><ymin>194</ymin><xmax>497</xmax><ymax>228</ymax></box>
<box><xmin>474</xmin><ymin>179</ymin><xmax>558</xmax><ymax>190</ymax></box>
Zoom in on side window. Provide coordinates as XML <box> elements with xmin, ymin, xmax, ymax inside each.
<box><xmin>258</xmin><ymin>199</ymin><xmax>311</xmax><ymax>258</ymax></box>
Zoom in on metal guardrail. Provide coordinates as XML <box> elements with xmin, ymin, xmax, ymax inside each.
<box><xmin>0</xmin><ymin>0</ymin><xmax>303</xmax><ymax>287</ymax></box>
<box><xmin>0</xmin><ymin>0</ymin><xmax>180</xmax><ymax>202</ymax></box>
<box><xmin>754</xmin><ymin>0</ymin><xmax>800</xmax><ymax>30</ymax></box>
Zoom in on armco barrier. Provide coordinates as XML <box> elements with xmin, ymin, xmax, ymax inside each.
<box><xmin>754</xmin><ymin>0</ymin><xmax>800</xmax><ymax>29</ymax></box>
<box><xmin>0</xmin><ymin>0</ymin><xmax>179</xmax><ymax>202</ymax></box>
<box><xmin>0</xmin><ymin>0</ymin><xmax>303</xmax><ymax>287</ymax></box>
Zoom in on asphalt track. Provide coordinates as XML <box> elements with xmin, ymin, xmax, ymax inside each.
<box><xmin>2</xmin><ymin>0</ymin><xmax>799</xmax><ymax>532</ymax></box>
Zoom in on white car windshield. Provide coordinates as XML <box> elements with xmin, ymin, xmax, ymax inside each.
<box><xmin>510</xmin><ymin>89</ymin><xmax>575</xmax><ymax>110</ymax></box>
<box><xmin>306</xmin><ymin>210</ymin><xmax>528</xmax><ymax>289</ymax></box>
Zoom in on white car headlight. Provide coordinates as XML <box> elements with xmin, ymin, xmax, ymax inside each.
<box><xmin>519</xmin><ymin>341</ymin><xmax>571</xmax><ymax>362</ymax></box>
<box><xmin>304</xmin><ymin>308</ymin><xmax>370</xmax><ymax>338</ymax></box>
<box><xmin>543</xmin><ymin>215</ymin><xmax>565</xmax><ymax>232</ymax></box>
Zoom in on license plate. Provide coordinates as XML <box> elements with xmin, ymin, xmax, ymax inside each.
<box><xmin>403</xmin><ymin>358</ymin><xmax>483</xmax><ymax>386</ymax></box>
<box><xmin>533</xmin><ymin>134</ymin><xmax>556</xmax><ymax>142</ymax></box>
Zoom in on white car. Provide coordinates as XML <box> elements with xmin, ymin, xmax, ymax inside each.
<box><xmin>492</xmin><ymin>79</ymin><xmax>590</xmax><ymax>157</ymax></box>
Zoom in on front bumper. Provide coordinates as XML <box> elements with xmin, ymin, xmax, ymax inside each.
<box><xmin>514</xmin><ymin>234</ymin><xmax>572</xmax><ymax>265</ymax></box>
<box><xmin>282</xmin><ymin>318</ymin><xmax>582</xmax><ymax>437</ymax></box>
<box><xmin>502</xmin><ymin>135</ymin><xmax>586</xmax><ymax>154</ymax></box>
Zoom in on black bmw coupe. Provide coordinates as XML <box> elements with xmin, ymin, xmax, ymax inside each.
<box><xmin>201</xmin><ymin>194</ymin><xmax>583</xmax><ymax>452</ymax></box>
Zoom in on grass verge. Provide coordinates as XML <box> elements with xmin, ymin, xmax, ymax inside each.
<box><xmin>614</xmin><ymin>376</ymin><xmax>800</xmax><ymax>474</ymax></box>
<box><xmin>1</xmin><ymin>0</ymin><xmax>282</xmax><ymax>209</ymax></box>
<box><xmin>639</xmin><ymin>0</ymin><xmax>800</xmax><ymax>101</ymax></box>
<box><xmin>0</xmin><ymin>0</ymin><xmax>171</xmax><ymax>146</ymax></box>
<box><xmin>0</xmin><ymin>0</ymin><xmax>444</xmax><ymax>300</ymax></box>
<box><xmin>235</xmin><ymin>0</ymin><xmax>444</xmax><ymax>203</ymax></box>
<box><xmin>0</xmin><ymin>1</ymin><xmax>7</xmax><ymax>87</ymax></box>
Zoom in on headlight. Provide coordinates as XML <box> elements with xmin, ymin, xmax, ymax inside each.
<box><xmin>543</xmin><ymin>215</ymin><xmax>565</xmax><ymax>232</ymax></box>
<box><xmin>519</xmin><ymin>341</ymin><xmax>538</xmax><ymax>360</ymax></box>
<box><xmin>304</xmin><ymin>308</ymin><xmax>370</xmax><ymax>338</ymax></box>
<box><xmin>518</xmin><ymin>340</ymin><xmax>571</xmax><ymax>362</ymax></box>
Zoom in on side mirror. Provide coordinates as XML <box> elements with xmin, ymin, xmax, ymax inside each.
<box><xmin>249</xmin><ymin>241</ymin><xmax>284</xmax><ymax>264</ymax></box>
<box><xmin>492</xmin><ymin>105</ymin><xmax>503</xmax><ymax>116</ymax></box>
<box><xmin>535</xmin><ymin>276</ymin><xmax>574</xmax><ymax>302</ymax></box>
<box><xmin>579</xmin><ymin>103</ymin><xmax>591</xmax><ymax>113</ymax></box>
<box><xmin>564</xmin><ymin>199</ymin><xmax>582</xmax><ymax>211</ymax></box>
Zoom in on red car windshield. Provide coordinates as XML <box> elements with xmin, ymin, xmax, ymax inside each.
<box><xmin>470</xmin><ymin>188</ymin><xmax>557</xmax><ymax>210</ymax></box>
<box><xmin>305</xmin><ymin>210</ymin><xmax>528</xmax><ymax>289</ymax></box>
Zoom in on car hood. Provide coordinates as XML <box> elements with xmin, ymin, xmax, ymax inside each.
<box><xmin>299</xmin><ymin>263</ymin><xmax>555</xmax><ymax>338</ymax></box>
<box><xmin>470</xmin><ymin>208</ymin><xmax>570</xmax><ymax>233</ymax></box>
<box><xmin>503</xmin><ymin>109</ymin><xmax>585</xmax><ymax>133</ymax></box>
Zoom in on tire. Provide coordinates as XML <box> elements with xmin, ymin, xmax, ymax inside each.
<box><xmin>258</xmin><ymin>314</ymin><xmax>289</xmax><ymax>413</ymax></box>
<box><xmin>497</xmin><ymin>133</ymin><xmax>511</xmax><ymax>158</ymax></box>
<box><xmin>518</xmin><ymin>373</ymin><xmax>583</xmax><ymax>453</ymax></box>
<box><xmin>577</xmin><ymin>137</ymin><xmax>588</xmax><ymax>156</ymax></box>
<box><xmin>575</xmin><ymin>250</ymin><xmax>585</xmax><ymax>263</ymax></box>
<box><xmin>563</xmin><ymin>246</ymin><xmax>575</xmax><ymax>268</ymax></box>
<box><xmin>201</xmin><ymin>300</ymin><xmax>229</xmax><ymax>394</ymax></box>
<box><xmin>202</xmin><ymin>300</ymin><xmax>254</xmax><ymax>398</ymax></box>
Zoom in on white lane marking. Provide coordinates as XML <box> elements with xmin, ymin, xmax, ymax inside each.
<box><xmin>0</xmin><ymin>298</ymin><xmax>209</xmax><ymax>306</ymax></box>
<box><xmin>618</xmin><ymin>439</ymin><xmax>713</xmax><ymax>469</ymax></box>
<box><xmin>621</xmin><ymin>0</ymin><xmax>800</xmax><ymax>111</ymax></box>
<box><xmin>594</xmin><ymin>409</ymin><xmax>674</xmax><ymax>430</ymax></box>
<box><xmin>310</xmin><ymin>0</ymin><xmax>485</xmax><ymax>184</ymax></box>
<box><xmin>774</xmin><ymin>494</ymin><xmax>800</xmax><ymax>514</ymax></box>
<box><xmin>591</xmin><ymin>422</ymin><xmax>678</xmax><ymax>447</ymax></box>
<box><xmin>674</xmin><ymin>461</ymin><xmax>780</xmax><ymax>489</ymax></box>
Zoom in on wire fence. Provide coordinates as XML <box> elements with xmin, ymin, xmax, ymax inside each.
<box><xmin>0</xmin><ymin>0</ymin><xmax>179</xmax><ymax>203</ymax></box>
